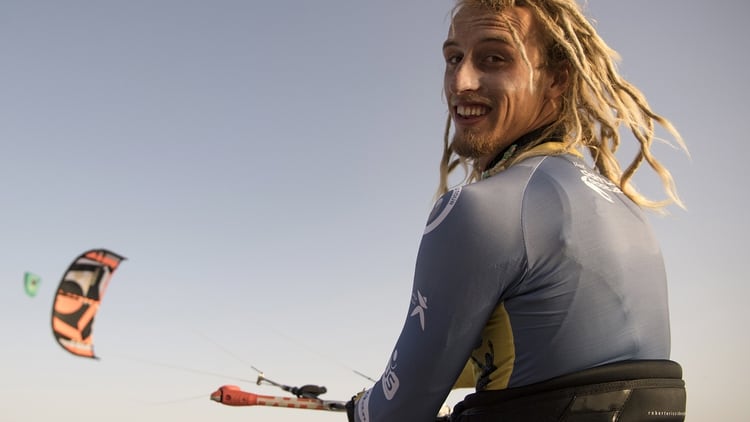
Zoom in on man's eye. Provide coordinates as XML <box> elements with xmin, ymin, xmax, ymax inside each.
<box><xmin>485</xmin><ymin>55</ymin><xmax>505</xmax><ymax>63</ymax></box>
<box><xmin>446</xmin><ymin>54</ymin><xmax>462</xmax><ymax>65</ymax></box>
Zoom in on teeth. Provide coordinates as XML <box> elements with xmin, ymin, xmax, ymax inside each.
<box><xmin>456</xmin><ymin>105</ymin><xmax>488</xmax><ymax>117</ymax></box>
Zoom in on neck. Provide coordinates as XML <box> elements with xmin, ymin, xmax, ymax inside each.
<box><xmin>480</xmin><ymin>125</ymin><xmax>565</xmax><ymax>180</ymax></box>
<box><xmin>483</xmin><ymin>125</ymin><xmax>554</xmax><ymax>172</ymax></box>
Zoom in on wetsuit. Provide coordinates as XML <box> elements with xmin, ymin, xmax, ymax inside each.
<box><xmin>352</xmin><ymin>145</ymin><xmax>683</xmax><ymax>421</ymax></box>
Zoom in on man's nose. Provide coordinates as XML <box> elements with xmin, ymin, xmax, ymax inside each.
<box><xmin>450</xmin><ymin>60</ymin><xmax>480</xmax><ymax>93</ymax></box>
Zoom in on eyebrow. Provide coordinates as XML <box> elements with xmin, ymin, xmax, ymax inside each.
<box><xmin>442</xmin><ymin>36</ymin><xmax>514</xmax><ymax>51</ymax></box>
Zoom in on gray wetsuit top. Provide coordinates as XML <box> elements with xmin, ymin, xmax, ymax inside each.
<box><xmin>354</xmin><ymin>151</ymin><xmax>671</xmax><ymax>421</ymax></box>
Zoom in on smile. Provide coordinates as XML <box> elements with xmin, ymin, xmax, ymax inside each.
<box><xmin>456</xmin><ymin>104</ymin><xmax>490</xmax><ymax>118</ymax></box>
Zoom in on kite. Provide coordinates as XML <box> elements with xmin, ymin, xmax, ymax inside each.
<box><xmin>50</xmin><ymin>249</ymin><xmax>126</xmax><ymax>359</ymax></box>
<box><xmin>24</xmin><ymin>272</ymin><xmax>42</xmax><ymax>297</ymax></box>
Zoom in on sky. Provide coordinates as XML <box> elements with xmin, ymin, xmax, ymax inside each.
<box><xmin>1</xmin><ymin>1</ymin><xmax>748</xmax><ymax>421</ymax></box>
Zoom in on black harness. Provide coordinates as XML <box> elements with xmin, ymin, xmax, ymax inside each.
<box><xmin>451</xmin><ymin>360</ymin><xmax>686</xmax><ymax>421</ymax></box>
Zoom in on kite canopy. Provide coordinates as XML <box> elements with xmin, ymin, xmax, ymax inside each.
<box><xmin>50</xmin><ymin>249</ymin><xmax>126</xmax><ymax>359</ymax></box>
<box><xmin>24</xmin><ymin>272</ymin><xmax>41</xmax><ymax>297</ymax></box>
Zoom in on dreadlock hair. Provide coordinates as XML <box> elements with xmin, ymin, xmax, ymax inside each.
<box><xmin>437</xmin><ymin>0</ymin><xmax>687</xmax><ymax>212</ymax></box>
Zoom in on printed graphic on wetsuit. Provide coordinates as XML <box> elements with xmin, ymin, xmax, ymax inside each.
<box><xmin>572</xmin><ymin>161</ymin><xmax>622</xmax><ymax>203</ymax></box>
<box><xmin>424</xmin><ymin>187</ymin><xmax>462</xmax><ymax>235</ymax></box>
<box><xmin>409</xmin><ymin>290</ymin><xmax>428</xmax><ymax>331</ymax></box>
<box><xmin>382</xmin><ymin>350</ymin><xmax>400</xmax><ymax>400</ymax></box>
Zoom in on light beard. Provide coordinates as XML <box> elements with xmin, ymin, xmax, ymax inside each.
<box><xmin>451</xmin><ymin>128</ymin><xmax>497</xmax><ymax>159</ymax></box>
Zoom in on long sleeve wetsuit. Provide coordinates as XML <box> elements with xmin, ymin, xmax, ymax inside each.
<box><xmin>353</xmin><ymin>152</ymin><xmax>671</xmax><ymax>421</ymax></box>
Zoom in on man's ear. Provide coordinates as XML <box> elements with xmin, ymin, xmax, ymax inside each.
<box><xmin>546</xmin><ymin>62</ymin><xmax>570</xmax><ymax>100</ymax></box>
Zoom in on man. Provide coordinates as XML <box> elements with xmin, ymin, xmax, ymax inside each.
<box><xmin>346</xmin><ymin>1</ymin><xmax>687</xmax><ymax>421</ymax></box>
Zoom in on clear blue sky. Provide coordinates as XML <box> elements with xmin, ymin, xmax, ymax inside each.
<box><xmin>1</xmin><ymin>1</ymin><xmax>747</xmax><ymax>421</ymax></box>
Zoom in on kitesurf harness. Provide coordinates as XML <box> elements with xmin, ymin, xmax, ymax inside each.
<box><xmin>450</xmin><ymin>359</ymin><xmax>686</xmax><ymax>421</ymax></box>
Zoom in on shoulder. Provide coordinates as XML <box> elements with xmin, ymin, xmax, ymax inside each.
<box><xmin>421</xmin><ymin>154</ymin><xmax>603</xmax><ymax>236</ymax></box>
<box><xmin>423</xmin><ymin>159</ymin><xmax>543</xmax><ymax>237</ymax></box>
<box><xmin>525</xmin><ymin>154</ymin><xmax>633</xmax><ymax>210</ymax></box>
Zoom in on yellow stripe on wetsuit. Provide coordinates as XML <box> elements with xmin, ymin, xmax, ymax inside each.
<box><xmin>453</xmin><ymin>302</ymin><xmax>515</xmax><ymax>391</ymax></box>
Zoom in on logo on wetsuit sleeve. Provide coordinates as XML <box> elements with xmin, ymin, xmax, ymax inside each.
<box><xmin>409</xmin><ymin>290</ymin><xmax>428</xmax><ymax>331</ymax></box>
<box><xmin>572</xmin><ymin>161</ymin><xmax>622</xmax><ymax>203</ymax></box>
<box><xmin>423</xmin><ymin>187</ymin><xmax>462</xmax><ymax>235</ymax></box>
<box><xmin>382</xmin><ymin>350</ymin><xmax>401</xmax><ymax>400</ymax></box>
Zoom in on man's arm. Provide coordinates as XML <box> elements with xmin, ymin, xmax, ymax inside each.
<box><xmin>351</xmin><ymin>185</ymin><xmax>527</xmax><ymax>421</ymax></box>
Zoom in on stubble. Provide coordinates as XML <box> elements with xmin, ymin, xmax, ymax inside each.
<box><xmin>451</xmin><ymin>127</ymin><xmax>497</xmax><ymax>159</ymax></box>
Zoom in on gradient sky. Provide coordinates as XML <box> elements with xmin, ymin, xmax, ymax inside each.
<box><xmin>1</xmin><ymin>1</ymin><xmax>747</xmax><ymax>421</ymax></box>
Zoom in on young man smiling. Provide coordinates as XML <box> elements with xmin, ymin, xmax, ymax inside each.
<box><xmin>346</xmin><ymin>1</ymin><xmax>687</xmax><ymax>421</ymax></box>
<box><xmin>443</xmin><ymin>5</ymin><xmax>565</xmax><ymax>171</ymax></box>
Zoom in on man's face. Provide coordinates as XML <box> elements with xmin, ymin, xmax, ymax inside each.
<box><xmin>443</xmin><ymin>5</ymin><xmax>561</xmax><ymax>167</ymax></box>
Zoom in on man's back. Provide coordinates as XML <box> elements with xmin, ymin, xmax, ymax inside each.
<box><xmin>469</xmin><ymin>153</ymin><xmax>671</xmax><ymax>388</ymax></box>
<box><xmin>353</xmin><ymin>153</ymin><xmax>673</xmax><ymax>421</ymax></box>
